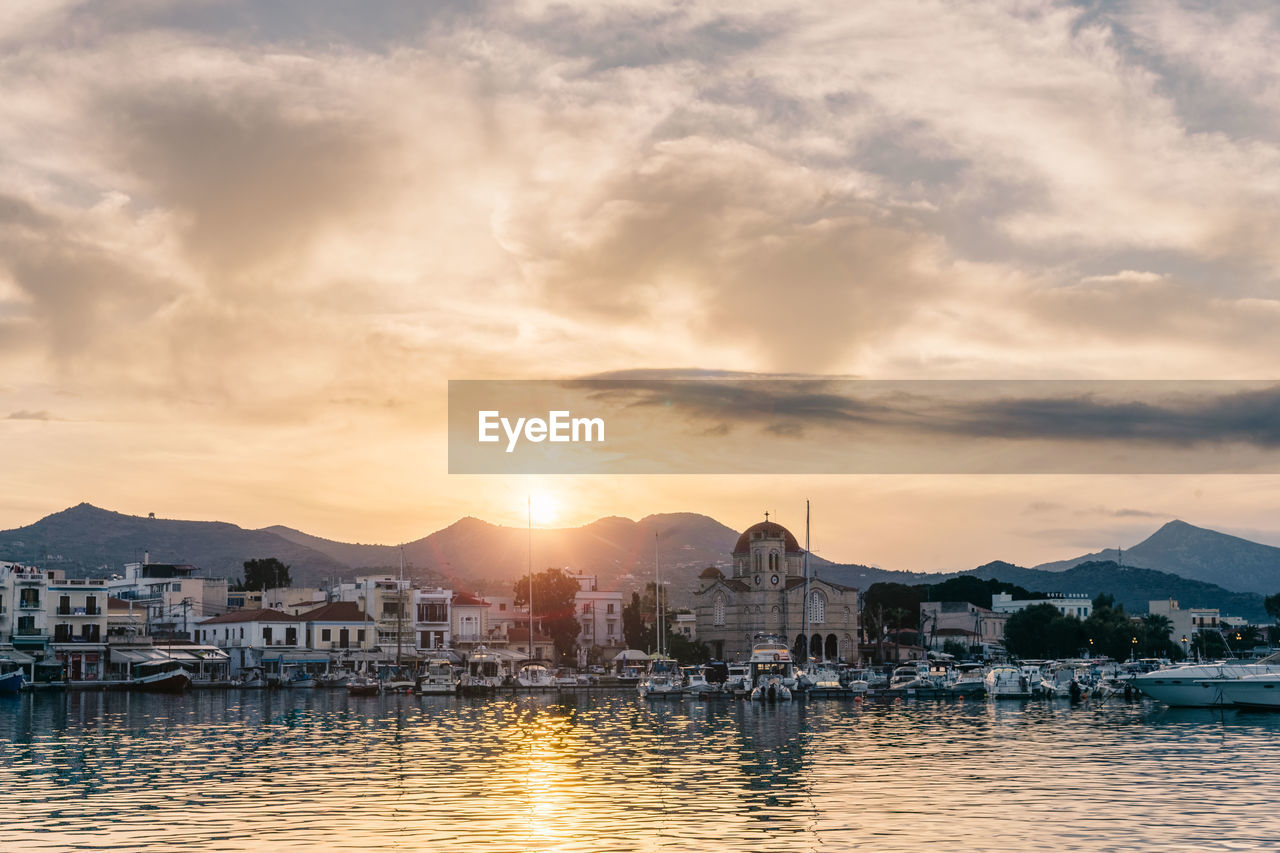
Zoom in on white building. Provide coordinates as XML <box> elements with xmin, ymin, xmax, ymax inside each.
<box><xmin>108</xmin><ymin>560</ymin><xmax>228</xmax><ymax>641</ymax></box>
<box><xmin>1149</xmin><ymin>599</ymin><xmax>1221</xmax><ymax>656</ymax></box>
<box><xmin>412</xmin><ymin>588</ymin><xmax>452</xmax><ymax>651</ymax></box>
<box><xmin>992</xmin><ymin>592</ymin><xmax>1093</xmax><ymax>620</ymax></box>
<box><xmin>195</xmin><ymin>608</ymin><xmax>303</xmax><ymax>675</ymax></box>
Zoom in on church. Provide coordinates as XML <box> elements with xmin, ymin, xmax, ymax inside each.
<box><xmin>693</xmin><ymin>516</ymin><xmax>860</xmax><ymax>664</ymax></box>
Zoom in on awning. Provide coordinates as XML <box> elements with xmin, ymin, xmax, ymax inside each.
<box><xmin>0</xmin><ymin>648</ymin><xmax>36</xmax><ymax>665</ymax></box>
<box><xmin>261</xmin><ymin>651</ymin><xmax>331</xmax><ymax>664</ymax></box>
<box><xmin>110</xmin><ymin>649</ymin><xmax>153</xmax><ymax>664</ymax></box>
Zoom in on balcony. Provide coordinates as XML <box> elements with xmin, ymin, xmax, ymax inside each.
<box><xmin>19</xmin><ymin>600</ymin><xmax>41</xmax><ymax>610</ymax></box>
<box><xmin>14</xmin><ymin>627</ymin><xmax>44</xmax><ymax>637</ymax></box>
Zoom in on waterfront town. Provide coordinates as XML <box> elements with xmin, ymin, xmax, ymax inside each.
<box><xmin>0</xmin><ymin>518</ymin><xmax>1260</xmax><ymax>703</ymax></box>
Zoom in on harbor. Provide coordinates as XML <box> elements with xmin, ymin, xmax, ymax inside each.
<box><xmin>5</xmin><ymin>686</ymin><xmax>1280</xmax><ymax>852</ymax></box>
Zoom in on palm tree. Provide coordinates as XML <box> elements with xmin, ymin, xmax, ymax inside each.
<box><xmin>1140</xmin><ymin>614</ymin><xmax>1174</xmax><ymax>657</ymax></box>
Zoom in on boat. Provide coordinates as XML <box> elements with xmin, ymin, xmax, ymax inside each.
<box><xmin>725</xmin><ymin>662</ymin><xmax>750</xmax><ymax>694</ymax></box>
<box><xmin>284</xmin><ymin>668</ymin><xmax>316</xmax><ymax>688</ymax></box>
<box><xmin>984</xmin><ymin>665</ymin><xmax>1032</xmax><ymax>699</ymax></box>
<box><xmin>1214</xmin><ymin>673</ymin><xmax>1280</xmax><ymax>709</ymax></box>
<box><xmin>1132</xmin><ymin>652</ymin><xmax>1280</xmax><ymax>707</ymax></box>
<box><xmin>131</xmin><ymin>662</ymin><xmax>192</xmax><ymax>693</ymax></box>
<box><xmin>378</xmin><ymin>664</ymin><xmax>416</xmax><ymax>693</ymax></box>
<box><xmin>683</xmin><ymin>665</ymin><xmax>715</xmax><ymax>695</ymax></box>
<box><xmin>638</xmin><ymin>655</ymin><xmax>684</xmax><ymax>698</ymax></box>
<box><xmin>460</xmin><ymin>647</ymin><xmax>508</xmax><ymax>693</ymax></box>
<box><xmin>803</xmin><ymin>661</ymin><xmax>852</xmax><ymax>698</ymax></box>
<box><xmin>947</xmin><ymin>663</ymin><xmax>987</xmax><ymax>697</ymax></box>
<box><xmin>516</xmin><ymin>661</ymin><xmax>557</xmax><ymax>690</ymax></box>
<box><xmin>886</xmin><ymin>661</ymin><xmax>947</xmax><ymax>696</ymax></box>
<box><xmin>235</xmin><ymin>667</ymin><xmax>268</xmax><ymax>689</ymax></box>
<box><xmin>747</xmin><ymin>636</ymin><xmax>795</xmax><ymax>701</ymax></box>
<box><xmin>315</xmin><ymin>669</ymin><xmax>351</xmax><ymax>688</ymax></box>
<box><xmin>415</xmin><ymin>659</ymin><xmax>458</xmax><ymax>695</ymax></box>
<box><xmin>347</xmin><ymin>673</ymin><xmax>381</xmax><ymax>695</ymax></box>
<box><xmin>0</xmin><ymin>668</ymin><xmax>24</xmax><ymax>694</ymax></box>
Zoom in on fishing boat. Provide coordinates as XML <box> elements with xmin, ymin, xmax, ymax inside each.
<box><xmin>747</xmin><ymin>636</ymin><xmax>795</xmax><ymax>701</ymax></box>
<box><xmin>315</xmin><ymin>669</ymin><xmax>351</xmax><ymax>688</ymax></box>
<box><xmin>415</xmin><ymin>659</ymin><xmax>458</xmax><ymax>695</ymax></box>
<box><xmin>284</xmin><ymin>668</ymin><xmax>316</xmax><ymax>688</ymax></box>
<box><xmin>131</xmin><ymin>662</ymin><xmax>192</xmax><ymax>693</ymax></box>
<box><xmin>0</xmin><ymin>668</ymin><xmax>24</xmax><ymax>694</ymax></box>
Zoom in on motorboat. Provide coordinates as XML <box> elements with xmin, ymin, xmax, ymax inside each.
<box><xmin>984</xmin><ymin>665</ymin><xmax>1032</xmax><ymax>699</ymax></box>
<box><xmin>725</xmin><ymin>663</ymin><xmax>750</xmax><ymax>694</ymax></box>
<box><xmin>315</xmin><ymin>669</ymin><xmax>351</xmax><ymax>688</ymax></box>
<box><xmin>946</xmin><ymin>663</ymin><xmax>987</xmax><ymax>697</ymax></box>
<box><xmin>1214</xmin><ymin>673</ymin><xmax>1280</xmax><ymax>709</ymax></box>
<box><xmin>235</xmin><ymin>667</ymin><xmax>268</xmax><ymax>689</ymax></box>
<box><xmin>284</xmin><ymin>668</ymin><xmax>316</xmax><ymax>688</ymax></box>
<box><xmin>378</xmin><ymin>665</ymin><xmax>416</xmax><ymax>694</ymax></box>
<box><xmin>516</xmin><ymin>661</ymin><xmax>557</xmax><ymax>690</ymax></box>
<box><xmin>682</xmin><ymin>665</ymin><xmax>715</xmax><ymax>695</ymax></box>
<box><xmin>747</xmin><ymin>636</ymin><xmax>795</xmax><ymax>701</ymax></box>
<box><xmin>347</xmin><ymin>672</ymin><xmax>380</xmax><ymax>696</ymax></box>
<box><xmin>460</xmin><ymin>647</ymin><xmax>508</xmax><ymax>693</ymax></box>
<box><xmin>415</xmin><ymin>658</ymin><xmax>458</xmax><ymax>695</ymax></box>
<box><xmin>638</xmin><ymin>656</ymin><xmax>684</xmax><ymax>699</ymax></box>
<box><xmin>804</xmin><ymin>662</ymin><xmax>852</xmax><ymax>698</ymax></box>
<box><xmin>1132</xmin><ymin>652</ymin><xmax>1280</xmax><ymax>707</ymax></box>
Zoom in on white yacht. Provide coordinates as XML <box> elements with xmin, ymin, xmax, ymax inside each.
<box><xmin>1215</xmin><ymin>673</ymin><xmax>1280</xmax><ymax>709</ymax></box>
<box><xmin>747</xmin><ymin>636</ymin><xmax>796</xmax><ymax>701</ymax></box>
<box><xmin>947</xmin><ymin>663</ymin><xmax>987</xmax><ymax>697</ymax></box>
<box><xmin>638</xmin><ymin>656</ymin><xmax>684</xmax><ymax>698</ymax></box>
<box><xmin>516</xmin><ymin>661</ymin><xmax>557</xmax><ymax>690</ymax></box>
<box><xmin>1132</xmin><ymin>653</ymin><xmax>1280</xmax><ymax>707</ymax></box>
<box><xmin>984</xmin><ymin>665</ymin><xmax>1032</xmax><ymax>699</ymax></box>
<box><xmin>416</xmin><ymin>658</ymin><xmax>458</xmax><ymax>695</ymax></box>
<box><xmin>461</xmin><ymin>647</ymin><xmax>509</xmax><ymax>692</ymax></box>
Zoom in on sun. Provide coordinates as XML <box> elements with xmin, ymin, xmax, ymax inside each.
<box><xmin>529</xmin><ymin>491</ymin><xmax>559</xmax><ymax>526</ymax></box>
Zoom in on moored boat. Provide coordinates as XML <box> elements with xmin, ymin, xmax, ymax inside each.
<box><xmin>747</xmin><ymin>636</ymin><xmax>795</xmax><ymax>701</ymax></box>
<box><xmin>347</xmin><ymin>673</ymin><xmax>381</xmax><ymax>695</ymax></box>
<box><xmin>416</xmin><ymin>659</ymin><xmax>458</xmax><ymax>695</ymax></box>
<box><xmin>0</xmin><ymin>669</ymin><xmax>24</xmax><ymax>694</ymax></box>
<box><xmin>131</xmin><ymin>662</ymin><xmax>192</xmax><ymax>693</ymax></box>
<box><xmin>1132</xmin><ymin>653</ymin><xmax>1280</xmax><ymax>707</ymax></box>
<box><xmin>984</xmin><ymin>665</ymin><xmax>1032</xmax><ymax>699</ymax></box>
<box><xmin>638</xmin><ymin>655</ymin><xmax>684</xmax><ymax>699</ymax></box>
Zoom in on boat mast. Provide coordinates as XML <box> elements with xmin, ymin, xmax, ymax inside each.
<box><xmin>397</xmin><ymin>546</ymin><xmax>404</xmax><ymax>668</ymax></box>
<box><xmin>528</xmin><ymin>495</ymin><xmax>533</xmax><ymax>664</ymax></box>
<box><xmin>802</xmin><ymin>500</ymin><xmax>810</xmax><ymax>669</ymax></box>
<box><xmin>654</xmin><ymin>532</ymin><xmax>662</xmax><ymax>657</ymax></box>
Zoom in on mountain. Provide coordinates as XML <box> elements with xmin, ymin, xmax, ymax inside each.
<box><xmin>394</xmin><ymin>513</ymin><xmax>741</xmax><ymax>592</ymax></box>
<box><xmin>0</xmin><ymin>503</ymin><xmax>349</xmax><ymax>586</ymax></box>
<box><xmin>1033</xmin><ymin>520</ymin><xmax>1280</xmax><ymax>595</ymax></box>
<box><xmin>970</xmin><ymin>559</ymin><xmax>1267</xmax><ymax>622</ymax></box>
<box><xmin>0</xmin><ymin>504</ymin><xmax>742</xmax><ymax>594</ymax></box>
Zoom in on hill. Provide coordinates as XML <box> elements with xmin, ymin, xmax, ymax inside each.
<box><xmin>1033</xmin><ymin>520</ymin><xmax>1280</xmax><ymax>595</ymax></box>
<box><xmin>970</xmin><ymin>559</ymin><xmax>1267</xmax><ymax>622</ymax></box>
<box><xmin>0</xmin><ymin>503</ymin><xmax>349</xmax><ymax>586</ymax></box>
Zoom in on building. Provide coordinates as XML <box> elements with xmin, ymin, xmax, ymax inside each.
<box><xmin>991</xmin><ymin>592</ymin><xmax>1093</xmax><ymax>620</ymax></box>
<box><xmin>919</xmin><ymin>601</ymin><xmax>1008</xmax><ymax>656</ymax></box>
<box><xmin>107</xmin><ymin>560</ymin><xmax>228</xmax><ymax>641</ymax></box>
<box><xmin>574</xmin><ymin>586</ymin><xmax>624</xmax><ymax>659</ymax></box>
<box><xmin>412</xmin><ymin>588</ymin><xmax>452</xmax><ymax>651</ymax></box>
<box><xmin>693</xmin><ymin>517</ymin><xmax>860</xmax><ymax>663</ymax></box>
<box><xmin>1149</xmin><ymin>599</ymin><xmax>1221</xmax><ymax>657</ymax></box>
<box><xmin>451</xmin><ymin>592</ymin><xmax>492</xmax><ymax>650</ymax></box>
<box><xmin>333</xmin><ymin>576</ymin><xmax>415</xmax><ymax>656</ymax></box>
<box><xmin>195</xmin><ymin>608</ymin><xmax>303</xmax><ymax>676</ymax></box>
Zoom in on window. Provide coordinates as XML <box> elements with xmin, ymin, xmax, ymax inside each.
<box><xmin>499</xmin><ymin>603</ymin><xmax>507</xmax><ymax>611</ymax></box>
<box><xmin>86</xmin><ymin>596</ymin><xmax>98</xmax><ymax>615</ymax></box>
<box><xmin>263</xmin><ymin>627</ymin><xmax>273</xmax><ymax>645</ymax></box>
<box><xmin>239</xmin><ymin>627</ymin><xmax>244</xmax><ymax>639</ymax></box>
<box><xmin>357</xmin><ymin>629</ymin><xmax>366</xmax><ymax>643</ymax></box>
<box><xmin>808</xmin><ymin>591</ymin><xmax>826</xmax><ymax>624</ymax></box>
<box><xmin>321</xmin><ymin>629</ymin><xmax>331</xmax><ymax>642</ymax></box>
<box><xmin>417</xmin><ymin>601</ymin><xmax>447</xmax><ymax>622</ymax></box>
<box><xmin>606</xmin><ymin>603</ymin><xmax>615</xmax><ymax>615</ymax></box>
<box><xmin>19</xmin><ymin>588</ymin><xmax>39</xmax><ymax>608</ymax></box>
<box><xmin>59</xmin><ymin>595</ymin><xmax>71</xmax><ymax>615</ymax></box>
<box><xmin>713</xmin><ymin>594</ymin><xmax>726</xmax><ymax>627</ymax></box>
<box><xmin>285</xmin><ymin>627</ymin><xmax>297</xmax><ymax>645</ymax></box>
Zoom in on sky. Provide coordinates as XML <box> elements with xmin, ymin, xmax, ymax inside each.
<box><xmin>4</xmin><ymin>0</ymin><xmax>1280</xmax><ymax>572</ymax></box>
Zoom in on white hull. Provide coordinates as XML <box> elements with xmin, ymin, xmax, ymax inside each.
<box><xmin>1218</xmin><ymin>675</ymin><xmax>1280</xmax><ymax>708</ymax></box>
<box><xmin>1133</xmin><ymin>659</ymin><xmax>1280</xmax><ymax>707</ymax></box>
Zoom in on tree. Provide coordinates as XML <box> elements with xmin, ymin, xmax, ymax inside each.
<box><xmin>942</xmin><ymin>639</ymin><xmax>969</xmax><ymax>659</ymax></box>
<box><xmin>1139</xmin><ymin>614</ymin><xmax>1177</xmax><ymax>658</ymax></box>
<box><xmin>513</xmin><ymin>568</ymin><xmax>582</xmax><ymax>662</ymax></box>
<box><xmin>622</xmin><ymin>591</ymin><xmax>652</xmax><ymax>650</ymax></box>
<box><xmin>242</xmin><ymin>558</ymin><xmax>291</xmax><ymax>591</ymax></box>
<box><xmin>1004</xmin><ymin>603</ymin><xmax>1086</xmax><ymax>659</ymax></box>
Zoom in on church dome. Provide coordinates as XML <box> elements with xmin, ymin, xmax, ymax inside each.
<box><xmin>699</xmin><ymin>566</ymin><xmax>725</xmax><ymax>580</ymax></box>
<box><xmin>732</xmin><ymin>520</ymin><xmax>802</xmax><ymax>555</ymax></box>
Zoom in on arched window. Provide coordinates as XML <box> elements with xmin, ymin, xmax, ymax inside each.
<box><xmin>713</xmin><ymin>594</ymin><xmax>726</xmax><ymax>627</ymax></box>
<box><xmin>769</xmin><ymin>551</ymin><xmax>779</xmax><ymax>571</ymax></box>
<box><xmin>808</xmin><ymin>590</ymin><xmax>826</xmax><ymax>624</ymax></box>
<box><xmin>753</xmin><ymin>553</ymin><xmax>762</xmax><ymax>573</ymax></box>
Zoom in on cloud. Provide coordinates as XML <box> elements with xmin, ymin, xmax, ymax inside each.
<box><xmin>5</xmin><ymin>409</ymin><xmax>53</xmax><ymax>420</ymax></box>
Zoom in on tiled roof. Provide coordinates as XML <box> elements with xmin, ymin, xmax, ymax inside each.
<box><xmin>452</xmin><ymin>592</ymin><xmax>490</xmax><ymax>607</ymax></box>
<box><xmin>298</xmin><ymin>601</ymin><xmax>372</xmax><ymax>623</ymax></box>
<box><xmin>196</xmin><ymin>608</ymin><xmax>300</xmax><ymax>626</ymax></box>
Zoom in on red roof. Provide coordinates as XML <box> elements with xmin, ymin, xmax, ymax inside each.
<box><xmin>197</xmin><ymin>608</ymin><xmax>300</xmax><ymax>626</ymax></box>
<box><xmin>452</xmin><ymin>592</ymin><xmax>491</xmax><ymax>607</ymax></box>
<box><xmin>733</xmin><ymin>520</ymin><xmax>802</xmax><ymax>554</ymax></box>
<box><xmin>699</xmin><ymin>566</ymin><xmax>724</xmax><ymax>579</ymax></box>
<box><xmin>299</xmin><ymin>601</ymin><xmax>373</xmax><ymax>623</ymax></box>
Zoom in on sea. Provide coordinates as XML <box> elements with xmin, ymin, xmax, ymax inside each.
<box><xmin>2</xmin><ymin>689</ymin><xmax>1278</xmax><ymax>852</ymax></box>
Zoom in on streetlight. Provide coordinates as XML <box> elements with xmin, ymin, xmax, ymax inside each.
<box><xmin>1130</xmin><ymin>636</ymin><xmax>1137</xmax><ymax>661</ymax></box>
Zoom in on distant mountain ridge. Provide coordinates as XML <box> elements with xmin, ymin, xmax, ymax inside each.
<box><xmin>1033</xmin><ymin>519</ymin><xmax>1280</xmax><ymax>595</ymax></box>
<box><xmin>0</xmin><ymin>504</ymin><xmax>1274</xmax><ymax>618</ymax></box>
